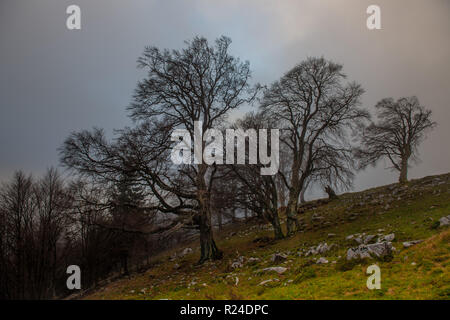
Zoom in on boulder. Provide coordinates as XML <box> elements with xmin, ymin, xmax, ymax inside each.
<box><xmin>439</xmin><ymin>215</ymin><xmax>450</xmax><ymax>227</ymax></box>
<box><xmin>316</xmin><ymin>257</ymin><xmax>329</xmax><ymax>264</ymax></box>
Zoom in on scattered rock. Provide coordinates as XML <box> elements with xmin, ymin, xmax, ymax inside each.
<box><xmin>346</xmin><ymin>234</ymin><xmax>355</xmax><ymax>241</ymax></box>
<box><xmin>247</xmin><ymin>257</ymin><xmax>260</xmax><ymax>264</ymax></box>
<box><xmin>271</xmin><ymin>253</ymin><xmax>288</xmax><ymax>263</ymax></box>
<box><xmin>231</xmin><ymin>256</ymin><xmax>245</xmax><ymax>269</ymax></box>
<box><xmin>181</xmin><ymin>248</ymin><xmax>193</xmax><ymax>256</ymax></box>
<box><xmin>305</xmin><ymin>242</ymin><xmax>336</xmax><ymax>256</ymax></box>
<box><xmin>327</xmin><ymin>233</ymin><xmax>336</xmax><ymax>238</ymax></box>
<box><xmin>378</xmin><ymin>233</ymin><xmax>395</xmax><ymax>243</ymax></box>
<box><xmin>355</xmin><ymin>234</ymin><xmax>376</xmax><ymax>245</ymax></box>
<box><xmin>402</xmin><ymin>240</ymin><xmax>423</xmax><ymax>248</ymax></box>
<box><xmin>316</xmin><ymin>257</ymin><xmax>329</xmax><ymax>264</ymax></box>
<box><xmin>260</xmin><ymin>267</ymin><xmax>288</xmax><ymax>275</ymax></box>
<box><xmin>259</xmin><ymin>279</ymin><xmax>273</xmax><ymax>286</ymax></box>
<box><xmin>439</xmin><ymin>215</ymin><xmax>450</xmax><ymax>227</ymax></box>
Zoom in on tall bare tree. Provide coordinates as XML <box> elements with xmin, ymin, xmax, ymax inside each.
<box><xmin>261</xmin><ymin>57</ymin><xmax>368</xmax><ymax>235</ymax></box>
<box><xmin>356</xmin><ymin>96</ymin><xmax>436</xmax><ymax>183</ymax></box>
<box><xmin>61</xmin><ymin>36</ymin><xmax>258</xmax><ymax>264</ymax></box>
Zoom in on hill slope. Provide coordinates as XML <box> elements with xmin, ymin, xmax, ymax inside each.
<box><xmin>84</xmin><ymin>173</ymin><xmax>450</xmax><ymax>300</ymax></box>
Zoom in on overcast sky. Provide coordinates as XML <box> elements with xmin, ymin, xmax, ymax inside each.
<box><xmin>1</xmin><ymin>0</ymin><xmax>449</xmax><ymax>198</ymax></box>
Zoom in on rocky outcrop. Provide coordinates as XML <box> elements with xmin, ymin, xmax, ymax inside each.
<box><xmin>346</xmin><ymin>242</ymin><xmax>393</xmax><ymax>261</ymax></box>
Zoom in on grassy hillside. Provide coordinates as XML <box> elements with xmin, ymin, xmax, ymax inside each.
<box><xmin>84</xmin><ymin>173</ymin><xmax>450</xmax><ymax>300</ymax></box>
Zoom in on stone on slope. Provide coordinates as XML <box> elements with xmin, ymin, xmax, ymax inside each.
<box><xmin>258</xmin><ymin>279</ymin><xmax>273</xmax><ymax>286</ymax></box>
<box><xmin>402</xmin><ymin>240</ymin><xmax>423</xmax><ymax>248</ymax></box>
<box><xmin>231</xmin><ymin>259</ymin><xmax>244</xmax><ymax>269</ymax></box>
<box><xmin>305</xmin><ymin>242</ymin><xmax>336</xmax><ymax>256</ymax></box>
<box><xmin>355</xmin><ymin>234</ymin><xmax>376</xmax><ymax>245</ymax></box>
<box><xmin>378</xmin><ymin>233</ymin><xmax>395</xmax><ymax>243</ymax></box>
<box><xmin>181</xmin><ymin>247</ymin><xmax>193</xmax><ymax>256</ymax></box>
<box><xmin>439</xmin><ymin>215</ymin><xmax>450</xmax><ymax>227</ymax></box>
<box><xmin>316</xmin><ymin>257</ymin><xmax>329</xmax><ymax>264</ymax></box>
<box><xmin>271</xmin><ymin>253</ymin><xmax>288</xmax><ymax>263</ymax></box>
<box><xmin>260</xmin><ymin>267</ymin><xmax>287</xmax><ymax>275</ymax></box>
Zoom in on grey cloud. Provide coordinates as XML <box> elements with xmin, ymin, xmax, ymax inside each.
<box><xmin>0</xmin><ymin>0</ymin><xmax>449</xmax><ymax>198</ymax></box>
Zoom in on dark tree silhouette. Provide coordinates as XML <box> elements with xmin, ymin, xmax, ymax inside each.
<box><xmin>261</xmin><ymin>57</ymin><xmax>368</xmax><ymax>235</ymax></box>
<box><xmin>0</xmin><ymin>169</ymin><xmax>73</xmax><ymax>299</ymax></box>
<box><xmin>61</xmin><ymin>36</ymin><xmax>258</xmax><ymax>264</ymax></box>
<box><xmin>129</xmin><ymin>36</ymin><xmax>258</xmax><ymax>263</ymax></box>
<box><xmin>356</xmin><ymin>96</ymin><xmax>436</xmax><ymax>183</ymax></box>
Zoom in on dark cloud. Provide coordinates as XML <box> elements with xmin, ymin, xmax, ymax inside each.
<box><xmin>1</xmin><ymin>0</ymin><xmax>449</xmax><ymax>198</ymax></box>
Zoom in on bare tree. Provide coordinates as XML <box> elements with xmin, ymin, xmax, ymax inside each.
<box><xmin>229</xmin><ymin>112</ymin><xmax>285</xmax><ymax>239</ymax></box>
<box><xmin>356</xmin><ymin>96</ymin><xmax>436</xmax><ymax>183</ymax></box>
<box><xmin>61</xmin><ymin>36</ymin><xmax>258</xmax><ymax>264</ymax></box>
<box><xmin>0</xmin><ymin>169</ymin><xmax>73</xmax><ymax>299</ymax></box>
<box><xmin>261</xmin><ymin>57</ymin><xmax>368</xmax><ymax>235</ymax></box>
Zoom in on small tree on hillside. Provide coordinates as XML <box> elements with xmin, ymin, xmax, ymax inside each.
<box><xmin>356</xmin><ymin>96</ymin><xmax>436</xmax><ymax>183</ymax></box>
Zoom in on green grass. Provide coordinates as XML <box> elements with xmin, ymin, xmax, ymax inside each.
<box><xmin>85</xmin><ymin>173</ymin><xmax>450</xmax><ymax>300</ymax></box>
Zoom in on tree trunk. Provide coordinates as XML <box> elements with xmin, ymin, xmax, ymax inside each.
<box><xmin>196</xmin><ymin>165</ymin><xmax>222</xmax><ymax>264</ymax></box>
<box><xmin>399</xmin><ymin>157</ymin><xmax>409</xmax><ymax>184</ymax></box>
<box><xmin>325</xmin><ymin>185</ymin><xmax>338</xmax><ymax>200</ymax></box>
<box><xmin>198</xmin><ymin>212</ymin><xmax>222</xmax><ymax>264</ymax></box>
<box><xmin>285</xmin><ymin>188</ymin><xmax>300</xmax><ymax>236</ymax></box>
<box><xmin>269</xmin><ymin>211</ymin><xmax>284</xmax><ymax>240</ymax></box>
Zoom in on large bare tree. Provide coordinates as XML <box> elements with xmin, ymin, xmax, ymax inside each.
<box><xmin>356</xmin><ymin>96</ymin><xmax>436</xmax><ymax>183</ymax></box>
<box><xmin>261</xmin><ymin>57</ymin><xmax>368</xmax><ymax>235</ymax></box>
<box><xmin>61</xmin><ymin>36</ymin><xmax>257</xmax><ymax>264</ymax></box>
